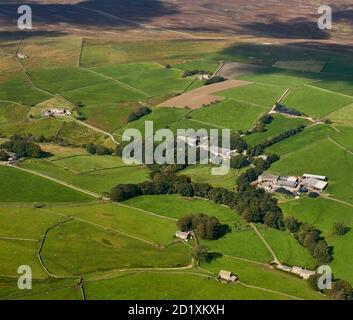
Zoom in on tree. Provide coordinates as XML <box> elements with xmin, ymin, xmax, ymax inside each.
<box><xmin>191</xmin><ymin>245</ymin><xmax>209</xmax><ymax>264</ymax></box>
<box><xmin>285</xmin><ymin>216</ymin><xmax>301</xmax><ymax>233</ymax></box>
<box><xmin>327</xmin><ymin>280</ymin><xmax>353</xmax><ymax>300</ymax></box>
<box><xmin>230</xmin><ymin>155</ymin><xmax>249</xmax><ymax>169</ymax></box>
<box><xmin>177</xmin><ymin>215</ymin><xmax>193</xmax><ymax>232</ymax></box>
<box><xmin>96</xmin><ymin>146</ymin><xmax>113</xmax><ymax>155</ymax></box>
<box><xmin>333</xmin><ymin>223</ymin><xmax>350</xmax><ymax>236</ymax></box>
<box><xmin>86</xmin><ymin>143</ymin><xmax>96</xmax><ymax>154</ymax></box>
<box><xmin>313</xmin><ymin>240</ymin><xmax>332</xmax><ymax>264</ymax></box>
<box><xmin>110</xmin><ymin>184</ymin><xmax>141</xmax><ymax>202</ymax></box>
<box><xmin>307</xmin><ymin>274</ymin><xmax>322</xmax><ymax>291</ymax></box>
<box><xmin>0</xmin><ymin>150</ymin><xmax>9</xmax><ymax>161</ymax></box>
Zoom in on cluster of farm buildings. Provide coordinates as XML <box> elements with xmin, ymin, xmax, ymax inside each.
<box><xmin>178</xmin><ymin>135</ymin><xmax>238</xmax><ymax>162</ymax></box>
<box><xmin>42</xmin><ymin>108</ymin><xmax>71</xmax><ymax>117</ymax></box>
<box><xmin>0</xmin><ymin>150</ymin><xmax>17</xmax><ymax>164</ymax></box>
<box><xmin>256</xmin><ymin>173</ymin><xmax>328</xmax><ymax>194</ymax></box>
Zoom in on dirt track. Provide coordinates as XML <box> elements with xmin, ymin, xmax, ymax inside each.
<box><xmin>158</xmin><ymin>79</ymin><xmax>252</xmax><ymax>109</ymax></box>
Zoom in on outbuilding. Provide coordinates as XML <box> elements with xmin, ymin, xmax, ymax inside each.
<box><xmin>218</xmin><ymin>270</ymin><xmax>238</xmax><ymax>283</ymax></box>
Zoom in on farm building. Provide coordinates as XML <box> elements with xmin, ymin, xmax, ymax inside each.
<box><xmin>42</xmin><ymin>108</ymin><xmax>71</xmax><ymax>117</ymax></box>
<box><xmin>0</xmin><ymin>150</ymin><xmax>17</xmax><ymax>163</ymax></box>
<box><xmin>301</xmin><ymin>177</ymin><xmax>328</xmax><ymax>192</ymax></box>
<box><xmin>258</xmin><ymin>174</ymin><xmax>279</xmax><ymax>184</ymax></box>
<box><xmin>218</xmin><ymin>270</ymin><xmax>238</xmax><ymax>283</ymax></box>
<box><xmin>277</xmin><ymin>176</ymin><xmax>298</xmax><ymax>188</ymax></box>
<box><xmin>175</xmin><ymin>231</ymin><xmax>192</xmax><ymax>241</ymax></box>
<box><xmin>17</xmin><ymin>53</ymin><xmax>28</xmax><ymax>59</ymax></box>
<box><xmin>303</xmin><ymin>174</ymin><xmax>327</xmax><ymax>181</ymax></box>
<box><xmin>291</xmin><ymin>266</ymin><xmax>316</xmax><ymax>280</ymax></box>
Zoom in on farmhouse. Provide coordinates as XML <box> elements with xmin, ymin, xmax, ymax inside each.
<box><xmin>218</xmin><ymin>270</ymin><xmax>238</xmax><ymax>283</ymax></box>
<box><xmin>42</xmin><ymin>108</ymin><xmax>71</xmax><ymax>117</ymax></box>
<box><xmin>301</xmin><ymin>177</ymin><xmax>328</xmax><ymax>192</ymax></box>
<box><xmin>291</xmin><ymin>266</ymin><xmax>316</xmax><ymax>280</ymax></box>
<box><xmin>0</xmin><ymin>150</ymin><xmax>17</xmax><ymax>163</ymax></box>
<box><xmin>175</xmin><ymin>231</ymin><xmax>192</xmax><ymax>241</ymax></box>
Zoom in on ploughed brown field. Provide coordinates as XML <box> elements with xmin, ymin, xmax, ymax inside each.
<box><xmin>158</xmin><ymin>79</ymin><xmax>251</xmax><ymax>109</ymax></box>
<box><xmin>216</xmin><ymin>62</ymin><xmax>265</xmax><ymax>79</ymax></box>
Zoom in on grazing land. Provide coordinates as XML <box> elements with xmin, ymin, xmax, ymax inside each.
<box><xmin>1</xmin><ymin>0</ymin><xmax>353</xmax><ymax>301</ymax></box>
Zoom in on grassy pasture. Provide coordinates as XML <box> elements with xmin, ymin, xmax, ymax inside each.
<box><xmin>245</xmin><ymin>114</ymin><xmax>310</xmax><ymax>146</ymax></box>
<box><xmin>20</xmin><ymin>157</ymin><xmax>150</xmax><ymax>195</ymax></box>
<box><xmin>123</xmin><ymin>195</ymin><xmax>236</xmax><ymax>223</ymax></box>
<box><xmin>266</xmin><ymin>124</ymin><xmax>336</xmax><ymax>156</ymax></box>
<box><xmin>20</xmin><ymin>36</ymin><xmax>82</xmax><ymax>70</ymax></box>
<box><xmin>84</xmin><ymin>271</ymin><xmax>287</xmax><ymax>300</ymax></box>
<box><xmin>0</xmin><ymin>277</ymin><xmax>80</xmax><ymax>300</ymax></box>
<box><xmin>273</xmin><ymin>60</ymin><xmax>324</xmax><ymax>73</ymax></box>
<box><xmin>45</xmin><ymin>202</ymin><xmax>178</xmax><ymax>246</ymax></box>
<box><xmin>0</xmin><ymin>207</ymin><xmax>62</xmax><ymax>239</ymax></box>
<box><xmin>0</xmin><ymin>240</ymin><xmax>47</xmax><ymax>279</ymax></box>
<box><xmin>312</xmin><ymin>78</ymin><xmax>353</xmax><ymax>97</ymax></box>
<box><xmin>328</xmin><ymin>126</ymin><xmax>353</xmax><ymax>152</ymax></box>
<box><xmin>41</xmin><ymin>220</ymin><xmax>191</xmax><ymax>276</ymax></box>
<box><xmin>201</xmin><ymin>227</ymin><xmax>272</xmax><ymax>263</ymax></box>
<box><xmin>321</xmin><ymin>62</ymin><xmax>353</xmax><ymax>77</ymax></box>
<box><xmin>190</xmin><ymin>99</ymin><xmax>268</xmax><ymax>132</ymax></box>
<box><xmin>174</xmin><ymin>59</ymin><xmax>220</xmax><ymax>72</ymax></box>
<box><xmin>282</xmin><ymin>85</ymin><xmax>353</xmax><ymax>118</ymax></box>
<box><xmin>0</xmin><ymin>102</ymin><xmax>29</xmax><ymax>124</ymax></box>
<box><xmin>0</xmin><ymin>117</ymin><xmax>63</xmax><ymax>140</ymax></box>
<box><xmin>0</xmin><ymin>165</ymin><xmax>92</xmax><ymax>203</ymax></box>
<box><xmin>256</xmin><ymin>225</ymin><xmax>317</xmax><ymax>269</ymax></box>
<box><xmin>218</xmin><ymin>83</ymin><xmax>284</xmax><ymax>109</ymax></box>
<box><xmin>178</xmin><ymin>165</ymin><xmax>243</xmax><ymax>191</ymax></box>
<box><xmin>29</xmin><ymin>67</ymin><xmax>106</xmax><ymax>94</ymax></box>
<box><xmin>81</xmin><ymin>39</ymin><xmax>230</xmax><ymax>67</ymax></box>
<box><xmin>281</xmin><ymin>198</ymin><xmax>353</xmax><ymax>284</ymax></box>
<box><xmin>0</xmin><ymin>75</ymin><xmax>50</xmax><ymax>106</ymax></box>
<box><xmin>239</xmin><ymin>68</ymin><xmax>316</xmax><ymax>88</ymax></box>
<box><xmin>329</xmin><ymin>103</ymin><xmax>353</xmax><ymax>126</ymax></box>
<box><xmin>269</xmin><ymin>138</ymin><xmax>353</xmax><ymax>205</ymax></box>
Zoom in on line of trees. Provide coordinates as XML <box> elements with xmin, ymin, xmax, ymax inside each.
<box><xmin>247</xmin><ymin>125</ymin><xmax>306</xmax><ymax>157</ymax></box>
<box><xmin>86</xmin><ymin>143</ymin><xmax>113</xmax><ymax>155</ymax></box>
<box><xmin>182</xmin><ymin>70</ymin><xmax>213</xmax><ymax>78</ymax></box>
<box><xmin>285</xmin><ymin>216</ymin><xmax>333</xmax><ymax>264</ymax></box>
<box><xmin>127</xmin><ymin>106</ymin><xmax>152</xmax><ymax>123</ymax></box>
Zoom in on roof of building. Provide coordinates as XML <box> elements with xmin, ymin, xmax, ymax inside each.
<box><xmin>175</xmin><ymin>231</ymin><xmax>191</xmax><ymax>239</ymax></box>
<box><xmin>303</xmin><ymin>173</ymin><xmax>327</xmax><ymax>181</ymax></box>
<box><xmin>302</xmin><ymin>178</ymin><xmax>328</xmax><ymax>191</ymax></box>
<box><xmin>259</xmin><ymin>174</ymin><xmax>279</xmax><ymax>182</ymax></box>
<box><xmin>219</xmin><ymin>270</ymin><xmax>238</xmax><ymax>282</ymax></box>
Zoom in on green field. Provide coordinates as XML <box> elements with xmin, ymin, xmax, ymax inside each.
<box><xmin>281</xmin><ymin>197</ymin><xmax>353</xmax><ymax>284</ymax></box>
<box><xmin>282</xmin><ymin>85</ymin><xmax>353</xmax><ymax>118</ymax></box>
<box><xmin>92</xmin><ymin>62</ymin><xmax>194</xmax><ymax>97</ymax></box>
<box><xmin>239</xmin><ymin>68</ymin><xmax>316</xmax><ymax>88</ymax></box>
<box><xmin>218</xmin><ymin>83</ymin><xmax>284</xmax><ymax>108</ymax></box>
<box><xmin>84</xmin><ymin>271</ymin><xmax>289</xmax><ymax>300</ymax></box>
<box><xmin>178</xmin><ymin>164</ymin><xmax>243</xmax><ymax>191</ymax></box>
<box><xmin>123</xmin><ymin>195</ymin><xmax>236</xmax><ymax>223</ymax></box>
<box><xmin>329</xmin><ymin>103</ymin><xmax>353</xmax><ymax>126</ymax></box>
<box><xmin>29</xmin><ymin>68</ymin><xmax>106</xmax><ymax>94</ymax></box>
<box><xmin>190</xmin><ymin>99</ymin><xmax>268</xmax><ymax>132</ymax></box>
<box><xmin>20</xmin><ymin>155</ymin><xmax>150</xmax><ymax>195</ymax></box>
<box><xmin>0</xmin><ymin>165</ymin><xmax>92</xmax><ymax>203</ymax></box>
<box><xmin>245</xmin><ymin>114</ymin><xmax>310</xmax><ymax>146</ymax></box>
<box><xmin>0</xmin><ymin>75</ymin><xmax>50</xmax><ymax>105</ymax></box>
<box><xmin>0</xmin><ymin>102</ymin><xmax>29</xmax><ymax>124</ymax></box>
<box><xmin>41</xmin><ymin>220</ymin><xmax>191</xmax><ymax>276</ymax></box>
